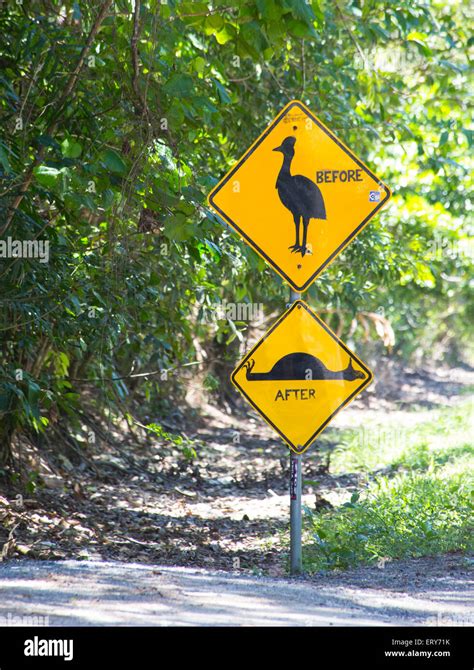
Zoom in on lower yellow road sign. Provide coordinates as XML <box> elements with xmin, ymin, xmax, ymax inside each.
<box><xmin>231</xmin><ymin>300</ymin><xmax>373</xmax><ymax>454</ymax></box>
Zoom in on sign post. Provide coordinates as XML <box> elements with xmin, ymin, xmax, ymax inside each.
<box><xmin>289</xmin><ymin>289</ymin><xmax>303</xmax><ymax>575</ymax></box>
<box><xmin>290</xmin><ymin>452</ymin><xmax>302</xmax><ymax>574</ymax></box>
<box><xmin>208</xmin><ymin>99</ymin><xmax>391</xmax><ymax>575</ymax></box>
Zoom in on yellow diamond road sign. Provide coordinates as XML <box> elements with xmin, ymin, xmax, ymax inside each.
<box><xmin>208</xmin><ymin>100</ymin><xmax>391</xmax><ymax>292</ymax></box>
<box><xmin>231</xmin><ymin>301</ymin><xmax>373</xmax><ymax>454</ymax></box>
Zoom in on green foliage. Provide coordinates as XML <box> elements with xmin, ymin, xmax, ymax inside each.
<box><xmin>305</xmin><ymin>472</ymin><xmax>473</xmax><ymax>571</ymax></box>
<box><xmin>203</xmin><ymin>373</ymin><xmax>220</xmax><ymax>392</ymax></box>
<box><xmin>330</xmin><ymin>401</ymin><xmax>473</xmax><ymax>473</ymax></box>
<box><xmin>304</xmin><ymin>402</ymin><xmax>474</xmax><ymax>571</ymax></box>
<box><xmin>145</xmin><ymin>422</ymin><xmax>197</xmax><ymax>460</ymax></box>
<box><xmin>0</xmin><ymin>0</ymin><xmax>472</xmax><ymax>459</ymax></box>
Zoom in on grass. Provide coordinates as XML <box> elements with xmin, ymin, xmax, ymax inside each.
<box><xmin>328</xmin><ymin>400</ymin><xmax>473</xmax><ymax>475</ymax></box>
<box><xmin>303</xmin><ymin>400</ymin><xmax>474</xmax><ymax>571</ymax></box>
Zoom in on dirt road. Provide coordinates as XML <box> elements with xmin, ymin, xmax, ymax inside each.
<box><xmin>0</xmin><ymin>556</ymin><xmax>472</xmax><ymax>626</ymax></box>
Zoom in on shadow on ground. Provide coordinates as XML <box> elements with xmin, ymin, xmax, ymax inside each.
<box><xmin>0</xmin><ymin>558</ymin><xmax>472</xmax><ymax>626</ymax></box>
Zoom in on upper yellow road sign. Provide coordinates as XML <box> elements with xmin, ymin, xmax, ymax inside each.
<box><xmin>231</xmin><ymin>300</ymin><xmax>372</xmax><ymax>454</ymax></box>
<box><xmin>208</xmin><ymin>100</ymin><xmax>391</xmax><ymax>292</ymax></box>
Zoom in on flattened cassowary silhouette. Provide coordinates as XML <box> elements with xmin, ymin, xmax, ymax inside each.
<box><xmin>273</xmin><ymin>136</ymin><xmax>326</xmax><ymax>257</ymax></box>
<box><xmin>244</xmin><ymin>353</ymin><xmax>365</xmax><ymax>382</ymax></box>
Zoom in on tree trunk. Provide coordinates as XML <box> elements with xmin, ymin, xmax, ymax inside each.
<box><xmin>0</xmin><ymin>419</ymin><xmax>15</xmax><ymax>467</ymax></box>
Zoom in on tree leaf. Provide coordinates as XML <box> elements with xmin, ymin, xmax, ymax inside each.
<box><xmin>102</xmin><ymin>149</ymin><xmax>127</xmax><ymax>175</ymax></box>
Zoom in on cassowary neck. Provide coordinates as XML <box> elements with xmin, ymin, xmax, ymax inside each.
<box><xmin>278</xmin><ymin>153</ymin><xmax>293</xmax><ymax>179</ymax></box>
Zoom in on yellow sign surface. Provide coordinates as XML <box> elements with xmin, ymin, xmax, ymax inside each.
<box><xmin>231</xmin><ymin>301</ymin><xmax>372</xmax><ymax>454</ymax></box>
<box><xmin>208</xmin><ymin>100</ymin><xmax>391</xmax><ymax>291</ymax></box>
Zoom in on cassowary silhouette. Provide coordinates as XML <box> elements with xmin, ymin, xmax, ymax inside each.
<box><xmin>273</xmin><ymin>136</ymin><xmax>326</xmax><ymax>257</ymax></box>
<box><xmin>244</xmin><ymin>353</ymin><xmax>365</xmax><ymax>382</ymax></box>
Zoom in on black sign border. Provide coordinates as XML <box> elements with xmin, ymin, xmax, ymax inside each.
<box><xmin>231</xmin><ymin>300</ymin><xmax>373</xmax><ymax>454</ymax></box>
<box><xmin>208</xmin><ymin>100</ymin><xmax>391</xmax><ymax>292</ymax></box>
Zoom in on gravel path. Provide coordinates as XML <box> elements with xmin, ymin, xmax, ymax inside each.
<box><xmin>0</xmin><ymin>556</ymin><xmax>472</xmax><ymax>626</ymax></box>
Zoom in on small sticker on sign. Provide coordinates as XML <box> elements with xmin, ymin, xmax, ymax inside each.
<box><xmin>369</xmin><ymin>190</ymin><xmax>381</xmax><ymax>202</ymax></box>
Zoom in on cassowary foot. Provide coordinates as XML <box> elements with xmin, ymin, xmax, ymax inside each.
<box><xmin>288</xmin><ymin>244</ymin><xmax>301</xmax><ymax>252</ymax></box>
<box><xmin>299</xmin><ymin>245</ymin><xmax>312</xmax><ymax>257</ymax></box>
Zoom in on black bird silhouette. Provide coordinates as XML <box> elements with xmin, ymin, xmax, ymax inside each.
<box><xmin>244</xmin><ymin>353</ymin><xmax>365</xmax><ymax>382</ymax></box>
<box><xmin>273</xmin><ymin>136</ymin><xmax>326</xmax><ymax>256</ymax></box>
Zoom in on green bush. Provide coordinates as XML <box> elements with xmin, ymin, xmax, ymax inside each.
<box><xmin>0</xmin><ymin>1</ymin><xmax>472</xmax><ymax>466</ymax></box>
<box><xmin>304</xmin><ymin>472</ymin><xmax>473</xmax><ymax>571</ymax></box>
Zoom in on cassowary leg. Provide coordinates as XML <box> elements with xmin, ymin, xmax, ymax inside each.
<box><xmin>301</xmin><ymin>218</ymin><xmax>310</xmax><ymax>256</ymax></box>
<box><xmin>289</xmin><ymin>214</ymin><xmax>301</xmax><ymax>252</ymax></box>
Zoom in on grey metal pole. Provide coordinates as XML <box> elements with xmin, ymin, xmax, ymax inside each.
<box><xmin>290</xmin><ymin>451</ymin><xmax>302</xmax><ymax>574</ymax></box>
<box><xmin>289</xmin><ymin>289</ymin><xmax>303</xmax><ymax>575</ymax></box>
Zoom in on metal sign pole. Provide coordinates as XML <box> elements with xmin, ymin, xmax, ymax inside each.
<box><xmin>290</xmin><ymin>451</ymin><xmax>302</xmax><ymax>574</ymax></box>
<box><xmin>289</xmin><ymin>289</ymin><xmax>303</xmax><ymax>575</ymax></box>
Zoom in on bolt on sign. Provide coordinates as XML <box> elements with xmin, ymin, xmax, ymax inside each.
<box><xmin>231</xmin><ymin>301</ymin><xmax>373</xmax><ymax>454</ymax></box>
<box><xmin>208</xmin><ymin>100</ymin><xmax>391</xmax><ymax>292</ymax></box>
